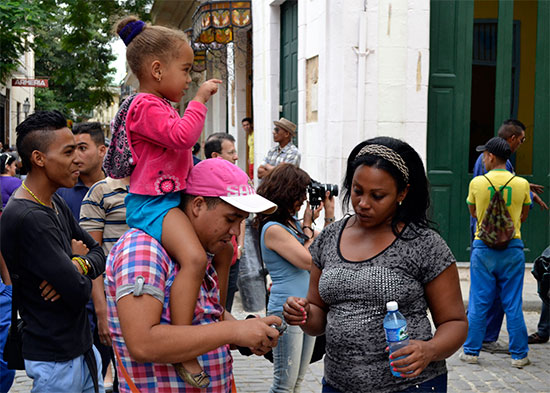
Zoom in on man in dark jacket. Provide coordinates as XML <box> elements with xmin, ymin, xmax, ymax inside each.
<box><xmin>1</xmin><ymin>110</ymin><xmax>105</xmax><ymax>392</ymax></box>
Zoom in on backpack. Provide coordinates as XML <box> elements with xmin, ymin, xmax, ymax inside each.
<box><xmin>103</xmin><ymin>93</ymin><xmax>138</xmax><ymax>179</ymax></box>
<box><xmin>477</xmin><ymin>174</ymin><xmax>516</xmax><ymax>249</ymax></box>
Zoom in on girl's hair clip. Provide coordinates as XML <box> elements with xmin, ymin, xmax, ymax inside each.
<box><xmin>119</xmin><ymin>20</ymin><xmax>146</xmax><ymax>46</ymax></box>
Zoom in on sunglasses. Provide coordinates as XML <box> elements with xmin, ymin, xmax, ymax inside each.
<box><xmin>274</xmin><ymin>127</ymin><xmax>281</xmax><ymax>133</ymax></box>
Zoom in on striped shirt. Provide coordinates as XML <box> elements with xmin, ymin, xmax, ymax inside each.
<box><xmin>105</xmin><ymin>229</ymin><xmax>233</xmax><ymax>392</ymax></box>
<box><xmin>79</xmin><ymin>177</ymin><xmax>130</xmax><ymax>255</ymax></box>
<box><xmin>261</xmin><ymin>143</ymin><xmax>301</xmax><ymax>167</ymax></box>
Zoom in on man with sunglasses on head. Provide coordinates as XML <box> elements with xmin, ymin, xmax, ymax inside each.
<box><xmin>469</xmin><ymin>119</ymin><xmax>548</xmax><ymax>356</ymax></box>
<box><xmin>257</xmin><ymin>118</ymin><xmax>301</xmax><ymax>179</ymax></box>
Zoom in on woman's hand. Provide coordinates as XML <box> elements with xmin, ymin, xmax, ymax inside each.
<box><xmin>282</xmin><ymin>296</ymin><xmax>309</xmax><ymax>325</ymax></box>
<box><xmin>388</xmin><ymin>339</ymin><xmax>436</xmax><ymax>378</ymax></box>
<box><xmin>303</xmin><ymin>201</ymin><xmax>323</xmax><ymax>226</ymax></box>
<box><xmin>323</xmin><ymin>191</ymin><xmax>335</xmax><ymax>219</ymax></box>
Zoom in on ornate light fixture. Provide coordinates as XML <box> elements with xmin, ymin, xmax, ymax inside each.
<box><xmin>191</xmin><ymin>1</ymin><xmax>251</xmax><ymax>50</ymax></box>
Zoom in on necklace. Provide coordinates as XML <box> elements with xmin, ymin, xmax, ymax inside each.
<box><xmin>21</xmin><ymin>181</ymin><xmax>58</xmax><ymax>214</ymax></box>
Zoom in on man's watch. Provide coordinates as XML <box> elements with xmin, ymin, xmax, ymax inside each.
<box><xmin>324</xmin><ymin>217</ymin><xmax>335</xmax><ymax>223</ymax></box>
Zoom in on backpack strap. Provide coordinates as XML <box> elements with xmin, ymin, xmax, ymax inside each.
<box><xmin>483</xmin><ymin>174</ymin><xmax>516</xmax><ymax>193</ymax></box>
<box><xmin>501</xmin><ymin>175</ymin><xmax>516</xmax><ymax>191</ymax></box>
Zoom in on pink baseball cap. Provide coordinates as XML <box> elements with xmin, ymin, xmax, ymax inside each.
<box><xmin>185</xmin><ymin>158</ymin><xmax>277</xmax><ymax>214</ymax></box>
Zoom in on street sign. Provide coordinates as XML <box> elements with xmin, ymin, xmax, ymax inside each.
<box><xmin>11</xmin><ymin>79</ymin><xmax>49</xmax><ymax>88</ymax></box>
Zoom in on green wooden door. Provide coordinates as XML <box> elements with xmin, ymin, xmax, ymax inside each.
<box><xmin>427</xmin><ymin>0</ymin><xmax>474</xmax><ymax>262</ymax></box>
<box><xmin>428</xmin><ymin>0</ymin><xmax>550</xmax><ymax>261</ymax></box>
<box><xmin>280</xmin><ymin>0</ymin><xmax>298</xmax><ymax>129</ymax></box>
<box><xmin>522</xmin><ymin>0</ymin><xmax>550</xmax><ymax>259</ymax></box>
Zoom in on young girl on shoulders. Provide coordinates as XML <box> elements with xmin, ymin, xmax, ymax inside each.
<box><xmin>109</xmin><ymin>16</ymin><xmax>222</xmax><ymax>388</ymax></box>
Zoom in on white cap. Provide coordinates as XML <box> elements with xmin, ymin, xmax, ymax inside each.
<box><xmin>386</xmin><ymin>301</ymin><xmax>398</xmax><ymax>311</ymax></box>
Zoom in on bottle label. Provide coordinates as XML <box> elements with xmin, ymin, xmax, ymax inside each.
<box><xmin>385</xmin><ymin>325</ymin><xmax>409</xmax><ymax>342</ymax></box>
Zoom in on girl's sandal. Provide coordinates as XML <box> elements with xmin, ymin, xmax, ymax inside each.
<box><xmin>174</xmin><ymin>363</ymin><xmax>211</xmax><ymax>388</ymax></box>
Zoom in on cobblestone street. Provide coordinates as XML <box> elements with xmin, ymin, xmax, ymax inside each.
<box><xmin>8</xmin><ymin>266</ymin><xmax>549</xmax><ymax>392</ymax></box>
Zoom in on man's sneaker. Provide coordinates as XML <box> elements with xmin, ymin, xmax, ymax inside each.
<box><xmin>511</xmin><ymin>357</ymin><xmax>531</xmax><ymax>368</ymax></box>
<box><xmin>481</xmin><ymin>341</ymin><xmax>509</xmax><ymax>354</ymax></box>
<box><xmin>459</xmin><ymin>352</ymin><xmax>479</xmax><ymax>364</ymax></box>
<box><xmin>528</xmin><ymin>333</ymin><xmax>549</xmax><ymax>344</ymax></box>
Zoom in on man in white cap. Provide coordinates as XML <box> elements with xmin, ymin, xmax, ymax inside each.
<box><xmin>257</xmin><ymin>117</ymin><xmax>301</xmax><ymax>179</ymax></box>
<box><xmin>105</xmin><ymin>158</ymin><xmax>281</xmax><ymax>392</ymax></box>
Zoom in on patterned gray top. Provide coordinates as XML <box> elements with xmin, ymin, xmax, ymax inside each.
<box><xmin>310</xmin><ymin>217</ymin><xmax>455</xmax><ymax>392</ymax></box>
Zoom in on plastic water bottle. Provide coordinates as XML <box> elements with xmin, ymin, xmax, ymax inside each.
<box><xmin>383</xmin><ymin>301</ymin><xmax>409</xmax><ymax>377</ymax></box>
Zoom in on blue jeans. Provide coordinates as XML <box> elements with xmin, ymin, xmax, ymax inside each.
<box><xmin>536</xmin><ymin>301</ymin><xmax>550</xmax><ymax>338</ymax></box>
<box><xmin>268</xmin><ymin>311</ymin><xmax>316</xmax><ymax>393</ymax></box>
<box><xmin>0</xmin><ymin>285</ymin><xmax>15</xmax><ymax>393</ymax></box>
<box><xmin>463</xmin><ymin>239</ymin><xmax>529</xmax><ymax>359</ymax></box>
<box><xmin>24</xmin><ymin>346</ymin><xmax>104</xmax><ymax>393</ymax></box>
<box><xmin>322</xmin><ymin>373</ymin><xmax>447</xmax><ymax>393</ymax></box>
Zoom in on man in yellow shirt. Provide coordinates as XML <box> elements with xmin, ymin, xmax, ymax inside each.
<box><xmin>461</xmin><ymin>137</ymin><xmax>531</xmax><ymax>368</ymax></box>
<box><xmin>242</xmin><ymin>117</ymin><xmax>254</xmax><ymax>179</ymax></box>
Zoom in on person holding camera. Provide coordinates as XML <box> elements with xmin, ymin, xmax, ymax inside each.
<box><xmin>283</xmin><ymin>137</ymin><xmax>467</xmax><ymax>392</ymax></box>
<box><xmin>255</xmin><ymin>163</ymin><xmax>335</xmax><ymax>392</ymax></box>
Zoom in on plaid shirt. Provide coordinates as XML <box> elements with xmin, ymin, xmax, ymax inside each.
<box><xmin>261</xmin><ymin>143</ymin><xmax>301</xmax><ymax>167</ymax></box>
<box><xmin>105</xmin><ymin>229</ymin><xmax>232</xmax><ymax>392</ymax></box>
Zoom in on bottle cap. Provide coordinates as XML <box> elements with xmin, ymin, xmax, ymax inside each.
<box><xmin>386</xmin><ymin>301</ymin><xmax>398</xmax><ymax>311</ymax></box>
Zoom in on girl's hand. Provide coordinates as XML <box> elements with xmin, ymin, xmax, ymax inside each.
<box><xmin>388</xmin><ymin>339</ymin><xmax>435</xmax><ymax>378</ymax></box>
<box><xmin>194</xmin><ymin>79</ymin><xmax>223</xmax><ymax>104</ymax></box>
<box><xmin>283</xmin><ymin>296</ymin><xmax>309</xmax><ymax>325</ymax></box>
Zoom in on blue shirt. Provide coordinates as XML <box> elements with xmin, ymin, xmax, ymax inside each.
<box><xmin>260</xmin><ymin>220</ymin><xmax>310</xmax><ymax>312</ymax></box>
<box><xmin>472</xmin><ymin>153</ymin><xmax>514</xmax><ymax>177</ymax></box>
<box><xmin>57</xmin><ymin>179</ymin><xmax>89</xmax><ymax>219</ymax></box>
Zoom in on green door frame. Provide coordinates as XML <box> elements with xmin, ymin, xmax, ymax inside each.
<box><xmin>428</xmin><ymin>0</ymin><xmax>550</xmax><ymax>261</ymax></box>
<box><xmin>279</xmin><ymin>0</ymin><xmax>298</xmax><ymax>134</ymax></box>
<box><xmin>427</xmin><ymin>0</ymin><xmax>474</xmax><ymax>262</ymax></box>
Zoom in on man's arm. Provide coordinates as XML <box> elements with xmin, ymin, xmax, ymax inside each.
<box><xmin>18</xmin><ymin>210</ymin><xmax>94</xmax><ymax>310</ymax></box>
<box><xmin>531</xmin><ymin>193</ymin><xmax>548</xmax><ymax>210</ymax></box>
<box><xmin>257</xmin><ymin>164</ymin><xmax>274</xmax><ymax>179</ymax></box>
<box><xmin>0</xmin><ymin>252</ymin><xmax>11</xmax><ymax>285</ymax></box>
<box><xmin>468</xmin><ymin>204</ymin><xmax>476</xmax><ymax>219</ymax></box>
<box><xmin>521</xmin><ymin>204</ymin><xmax>530</xmax><ymax>222</ymax></box>
<box><xmin>117</xmin><ymin>294</ymin><xmax>281</xmax><ymax>363</ymax></box>
<box><xmin>88</xmin><ymin>230</ymin><xmax>112</xmax><ymax>346</ymax></box>
<box><xmin>67</xmin><ymin>208</ymin><xmax>105</xmax><ymax>279</ymax></box>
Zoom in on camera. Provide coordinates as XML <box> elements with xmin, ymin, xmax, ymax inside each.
<box><xmin>307</xmin><ymin>180</ymin><xmax>339</xmax><ymax>209</ymax></box>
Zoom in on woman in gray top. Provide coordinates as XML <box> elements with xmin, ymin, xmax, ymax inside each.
<box><xmin>283</xmin><ymin>137</ymin><xmax>468</xmax><ymax>392</ymax></box>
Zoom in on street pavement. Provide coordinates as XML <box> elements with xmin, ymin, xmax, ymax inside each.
<box><xmin>8</xmin><ymin>266</ymin><xmax>549</xmax><ymax>392</ymax></box>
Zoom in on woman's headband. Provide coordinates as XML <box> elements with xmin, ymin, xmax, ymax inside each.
<box><xmin>119</xmin><ymin>20</ymin><xmax>146</xmax><ymax>46</ymax></box>
<box><xmin>356</xmin><ymin>144</ymin><xmax>409</xmax><ymax>183</ymax></box>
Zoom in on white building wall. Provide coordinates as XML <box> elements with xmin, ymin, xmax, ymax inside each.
<box><xmin>0</xmin><ymin>48</ymin><xmax>35</xmax><ymax>148</ymax></box>
<box><xmin>252</xmin><ymin>0</ymin><xmax>430</xmax><ymax>218</ymax></box>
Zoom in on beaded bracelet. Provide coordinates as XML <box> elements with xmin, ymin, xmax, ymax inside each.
<box><xmin>72</xmin><ymin>257</ymin><xmax>88</xmax><ymax>275</ymax></box>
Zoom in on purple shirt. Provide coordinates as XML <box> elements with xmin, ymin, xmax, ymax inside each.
<box><xmin>0</xmin><ymin>176</ymin><xmax>22</xmax><ymax>208</ymax></box>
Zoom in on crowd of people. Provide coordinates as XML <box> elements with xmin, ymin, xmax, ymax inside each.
<box><xmin>0</xmin><ymin>15</ymin><xmax>547</xmax><ymax>393</ymax></box>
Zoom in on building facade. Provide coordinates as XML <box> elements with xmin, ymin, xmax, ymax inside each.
<box><xmin>0</xmin><ymin>48</ymin><xmax>35</xmax><ymax>149</ymax></box>
<box><xmin>149</xmin><ymin>0</ymin><xmax>549</xmax><ymax>261</ymax></box>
